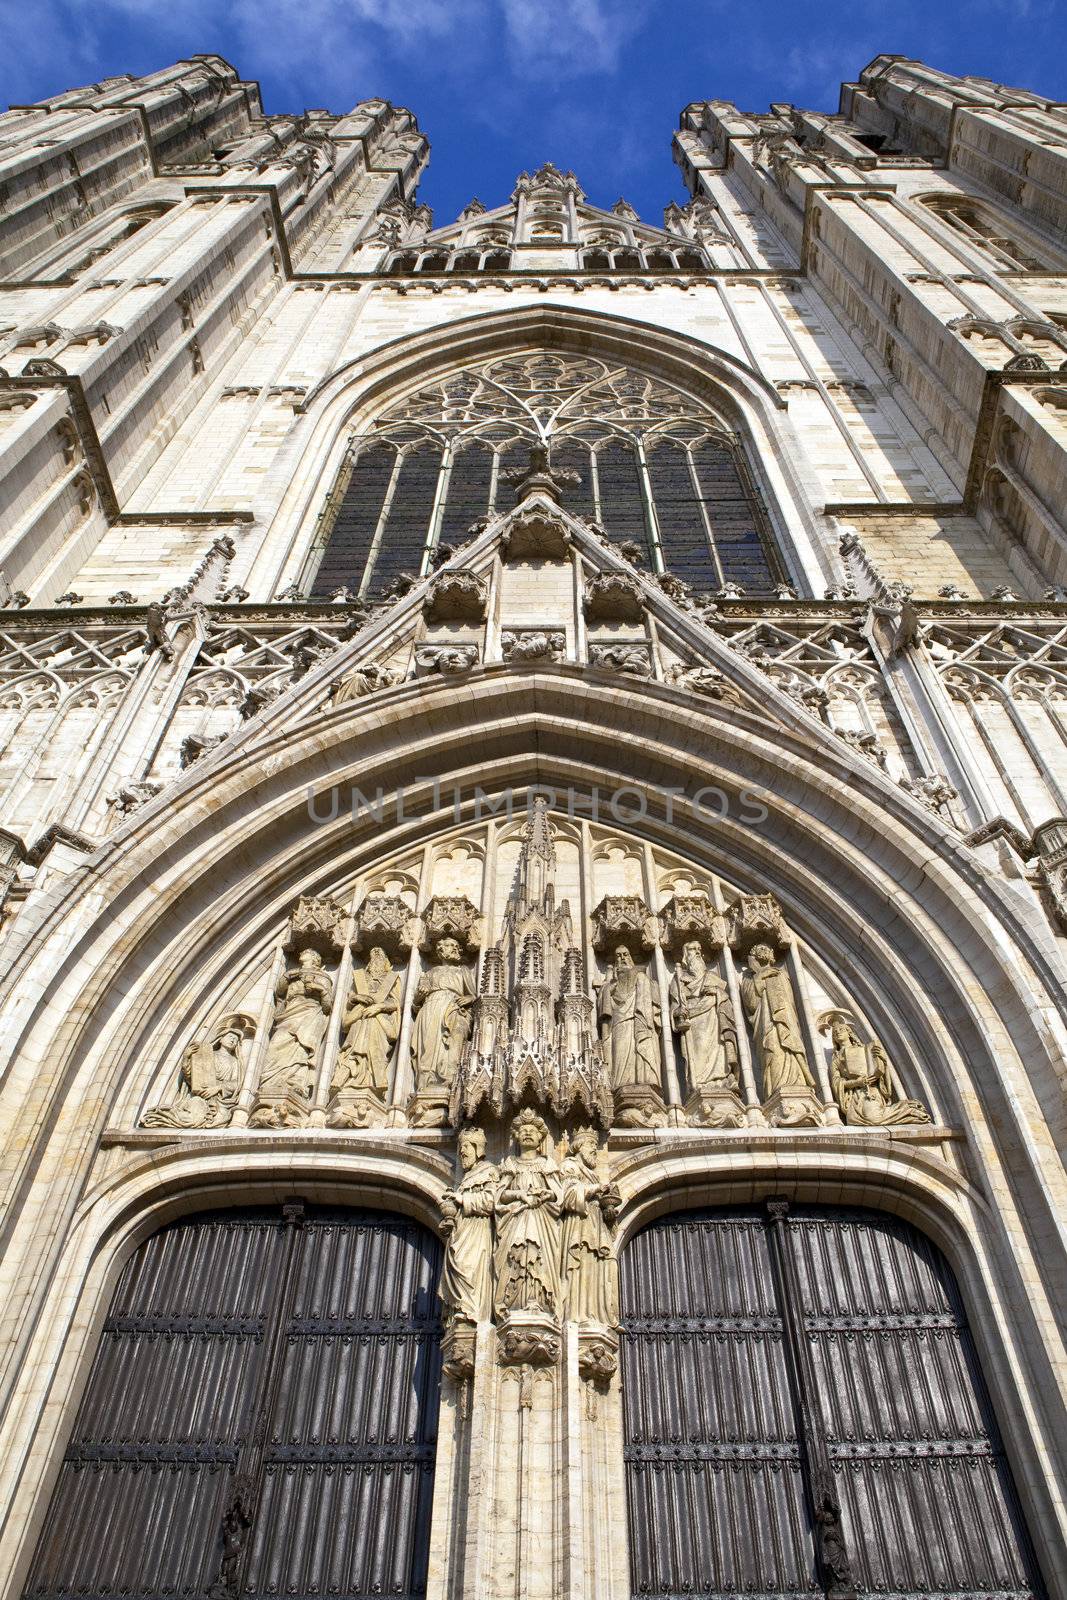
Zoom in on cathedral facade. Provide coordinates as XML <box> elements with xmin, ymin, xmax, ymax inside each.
<box><xmin>0</xmin><ymin>49</ymin><xmax>1065</xmax><ymax>1599</ymax></box>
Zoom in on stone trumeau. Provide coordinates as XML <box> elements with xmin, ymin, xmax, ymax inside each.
<box><xmin>0</xmin><ymin>51</ymin><xmax>1064</xmax><ymax>1600</ymax></box>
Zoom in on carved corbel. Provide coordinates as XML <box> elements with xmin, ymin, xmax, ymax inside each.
<box><xmin>588</xmin><ymin>642</ymin><xmax>652</xmax><ymax>677</ymax></box>
<box><xmin>422</xmin><ymin>567</ymin><xmax>488</xmax><ymax>622</ymax></box>
<box><xmin>414</xmin><ymin>641</ymin><xmax>479</xmax><ymax>676</ymax></box>
<box><xmin>501</xmin><ymin>628</ymin><xmax>566</xmax><ymax>663</ymax></box>
<box><xmin>583</xmin><ymin>571</ymin><xmax>645</xmax><ymax>623</ymax></box>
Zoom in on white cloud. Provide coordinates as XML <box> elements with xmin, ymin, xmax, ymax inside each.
<box><xmin>500</xmin><ymin>0</ymin><xmax>651</xmax><ymax>78</ymax></box>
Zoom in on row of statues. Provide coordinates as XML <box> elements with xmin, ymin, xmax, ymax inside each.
<box><xmin>145</xmin><ymin>938</ymin><xmax>929</xmax><ymax>1129</ymax></box>
<box><xmin>439</xmin><ymin>1112</ymin><xmax>620</xmax><ymax>1328</ymax></box>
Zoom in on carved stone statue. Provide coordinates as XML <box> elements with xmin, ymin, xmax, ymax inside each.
<box><xmin>669</xmin><ymin>941</ymin><xmax>739</xmax><ymax>1090</ymax></box>
<box><xmin>252</xmin><ymin>948</ymin><xmax>333</xmax><ymax>1123</ymax></box>
<box><xmin>332</xmin><ymin>946</ymin><xmax>400</xmax><ymax>1096</ymax></box>
<box><xmin>439</xmin><ymin>1126</ymin><xmax>498</xmax><ymax>1324</ymax></box>
<box><xmin>828</xmin><ymin>1015</ymin><xmax>931</xmax><ymax>1126</ymax></box>
<box><xmin>740</xmin><ymin>944</ymin><xmax>816</xmax><ymax>1098</ymax></box>
<box><xmin>596</xmin><ymin>946</ymin><xmax>662</xmax><ymax>1091</ymax></box>
<box><xmin>494</xmin><ymin>1109</ymin><xmax>564</xmax><ymax>1320</ymax></box>
<box><xmin>143</xmin><ymin>1015</ymin><xmax>249</xmax><ymax>1128</ymax></box>
<box><xmin>326</xmin><ymin>946</ymin><xmax>400</xmax><ymax>1127</ymax></box>
<box><xmin>560</xmin><ymin>1127</ymin><xmax>620</xmax><ymax>1325</ymax></box>
<box><xmin>410</xmin><ymin>937</ymin><xmax>476</xmax><ymax>1090</ymax></box>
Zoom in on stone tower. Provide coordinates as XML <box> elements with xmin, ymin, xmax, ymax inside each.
<box><xmin>0</xmin><ymin>53</ymin><xmax>1063</xmax><ymax>1600</ymax></box>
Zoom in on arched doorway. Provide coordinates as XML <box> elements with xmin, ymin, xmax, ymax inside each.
<box><xmin>21</xmin><ymin>1203</ymin><xmax>442</xmax><ymax>1599</ymax></box>
<box><xmin>619</xmin><ymin>1203</ymin><xmax>1047</xmax><ymax>1599</ymax></box>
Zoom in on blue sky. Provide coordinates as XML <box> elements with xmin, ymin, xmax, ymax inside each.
<box><xmin>3</xmin><ymin>0</ymin><xmax>1066</xmax><ymax>230</ymax></box>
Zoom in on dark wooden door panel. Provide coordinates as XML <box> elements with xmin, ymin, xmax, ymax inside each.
<box><xmin>620</xmin><ymin>1205</ymin><xmax>1048</xmax><ymax>1600</ymax></box>
<box><xmin>22</xmin><ymin>1207</ymin><xmax>442</xmax><ymax>1600</ymax></box>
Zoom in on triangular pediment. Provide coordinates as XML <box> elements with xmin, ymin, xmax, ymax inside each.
<box><xmin>167</xmin><ymin>491</ymin><xmax>896</xmax><ymax>809</ymax></box>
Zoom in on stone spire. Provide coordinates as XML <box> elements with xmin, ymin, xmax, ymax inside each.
<box><xmin>450</xmin><ymin>802</ymin><xmax>610</xmax><ymax>1127</ymax></box>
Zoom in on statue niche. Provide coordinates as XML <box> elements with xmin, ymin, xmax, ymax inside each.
<box><xmin>824</xmin><ymin>1012</ymin><xmax>931</xmax><ymax>1127</ymax></box>
<box><xmin>142</xmin><ymin>1013</ymin><xmax>253</xmax><ymax>1129</ymax></box>
<box><xmin>250</xmin><ymin>948</ymin><xmax>333</xmax><ymax>1127</ymax></box>
<box><xmin>740</xmin><ymin>942</ymin><xmax>820</xmax><ymax>1127</ymax></box>
<box><xmin>669</xmin><ymin>940</ymin><xmax>744</xmax><ymax>1127</ymax></box>
<box><xmin>328</xmin><ymin>945</ymin><xmax>400</xmax><ymax>1128</ymax></box>
<box><xmin>408</xmin><ymin>934</ymin><xmax>476</xmax><ymax>1126</ymax></box>
<box><xmin>596</xmin><ymin>943</ymin><xmax>666</xmax><ymax>1128</ymax></box>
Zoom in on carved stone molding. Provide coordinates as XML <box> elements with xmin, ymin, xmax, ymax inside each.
<box><xmin>590</xmin><ymin>894</ymin><xmax>657</xmax><ymax>956</ymax></box>
<box><xmin>423</xmin><ymin>567</ymin><xmax>488</xmax><ymax>622</ymax></box>
<box><xmin>658</xmin><ymin>894</ymin><xmax>726</xmax><ymax>956</ymax></box>
<box><xmin>284</xmin><ymin>895</ymin><xmax>347</xmax><ymax>958</ymax></box>
<box><xmin>584</xmin><ymin>572</ymin><xmax>645</xmax><ymax>622</ymax></box>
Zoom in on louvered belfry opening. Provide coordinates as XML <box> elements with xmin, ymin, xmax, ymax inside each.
<box><xmin>308</xmin><ymin>353</ymin><xmax>782</xmax><ymax>598</ymax></box>
<box><xmin>22</xmin><ymin>1205</ymin><xmax>443</xmax><ymax>1600</ymax></box>
<box><xmin>620</xmin><ymin>1205</ymin><xmax>1047</xmax><ymax>1600</ymax></box>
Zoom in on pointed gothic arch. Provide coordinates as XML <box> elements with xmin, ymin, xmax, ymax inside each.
<box><xmin>263</xmin><ymin>304</ymin><xmax>831</xmax><ymax>599</ymax></box>
<box><xmin>0</xmin><ymin>606</ymin><xmax>1066</xmax><ymax>1588</ymax></box>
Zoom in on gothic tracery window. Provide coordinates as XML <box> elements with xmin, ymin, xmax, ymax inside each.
<box><xmin>309</xmin><ymin>353</ymin><xmax>782</xmax><ymax>598</ymax></box>
<box><xmin>921</xmin><ymin>195</ymin><xmax>1057</xmax><ymax>273</ymax></box>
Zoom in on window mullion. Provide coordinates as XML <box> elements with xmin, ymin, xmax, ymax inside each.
<box><xmin>635</xmin><ymin>440</ymin><xmax>665</xmax><ymax>575</ymax></box>
<box><xmin>689</xmin><ymin>447</ymin><xmax>725</xmax><ymax>589</ymax></box>
<box><xmin>360</xmin><ymin>448</ymin><xmax>405</xmax><ymax>597</ymax></box>
<box><xmin>422</xmin><ymin>441</ymin><xmax>453</xmax><ymax>572</ymax></box>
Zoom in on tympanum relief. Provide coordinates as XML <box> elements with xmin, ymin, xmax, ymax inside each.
<box><xmin>142</xmin><ymin>806</ymin><xmax>934</xmax><ymax>1149</ymax></box>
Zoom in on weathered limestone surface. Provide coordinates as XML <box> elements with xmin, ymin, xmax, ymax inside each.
<box><xmin>0</xmin><ymin>50</ymin><xmax>1065</xmax><ymax>1600</ymax></box>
